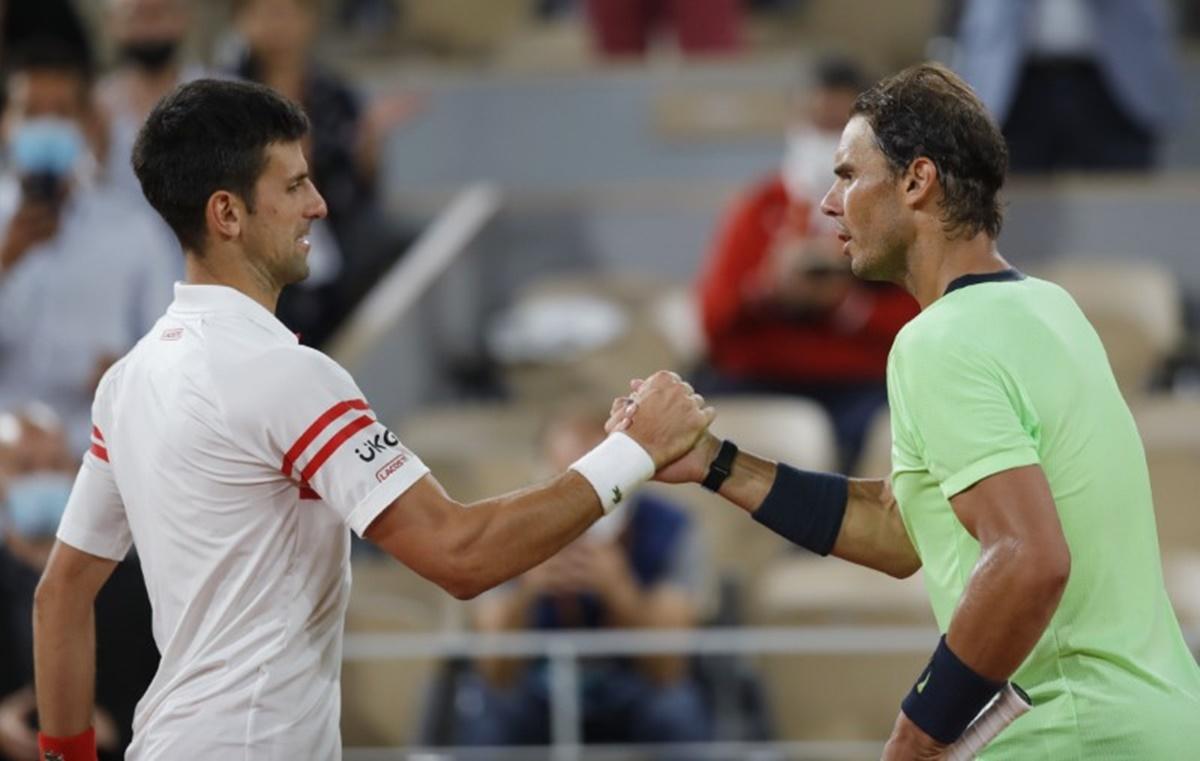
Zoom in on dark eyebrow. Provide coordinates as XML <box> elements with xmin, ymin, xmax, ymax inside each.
<box><xmin>287</xmin><ymin>171</ymin><xmax>309</xmax><ymax>185</ymax></box>
<box><xmin>833</xmin><ymin>162</ymin><xmax>852</xmax><ymax>176</ymax></box>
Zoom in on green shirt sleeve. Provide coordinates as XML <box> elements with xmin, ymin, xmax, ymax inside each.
<box><xmin>890</xmin><ymin>327</ymin><xmax>1041</xmax><ymax>499</ymax></box>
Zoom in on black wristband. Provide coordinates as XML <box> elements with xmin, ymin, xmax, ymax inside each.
<box><xmin>750</xmin><ymin>463</ymin><xmax>848</xmax><ymax>556</ymax></box>
<box><xmin>900</xmin><ymin>635</ymin><xmax>1004</xmax><ymax>744</ymax></box>
<box><xmin>702</xmin><ymin>439</ymin><xmax>738</xmax><ymax>492</ymax></box>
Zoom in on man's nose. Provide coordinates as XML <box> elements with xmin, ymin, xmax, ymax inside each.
<box><xmin>819</xmin><ymin>185</ymin><xmax>840</xmax><ymax>218</ymax></box>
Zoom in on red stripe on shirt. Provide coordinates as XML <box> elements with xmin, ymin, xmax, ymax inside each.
<box><xmin>90</xmin><ymin>443</ymin><xmax>109</xmax><ymax>462</ymax></box>
<box><xmin>299</xmin><ymin>485</ymin><xmax>320</xmax><ymax>500</ymax></box>
<box><xmin>281</xmin><ymin>399</ymin><xmax>369</xmax><ymax>477</ymax></box>
<box><xmin>299</xmin><ymin>414</ymin><xmax>374</xmax><ymax>483</ymax></box>
<box><xmin>92</xmin><ymin>425</ymin><xmax>104</xmax><ymax>442</ymax></box>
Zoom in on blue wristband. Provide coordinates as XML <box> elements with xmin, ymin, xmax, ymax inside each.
<box><xmin>901</xmin><ymin>635</ymin><xmax>1004</xmax><ymax>744</ymax></box>
<box><xmin>751</xmin><ymin>463</ymin><xmax>848</xmax><ymax>556</ymax></box>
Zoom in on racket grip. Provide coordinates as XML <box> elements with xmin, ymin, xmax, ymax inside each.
<box><xmin>946</xmin><ymin>682</ymin><xmax>1032</xmax><ymax>761</ymax></box>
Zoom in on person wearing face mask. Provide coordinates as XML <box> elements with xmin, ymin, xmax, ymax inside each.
<box><xmin>694</xmin><ymin>57</ymin><xmax>919</xmax><ymax>471</ymax></box>
<box><xmin>0</xmin><ymin>407</ymin><xmax>157</xmax><ymax>761</ymax></box>
<box><xmin>0</xmin><ymin>40</ymin><xmax>178</xmax><ymax>455</ymax></box>
<box><xmin>95</xmin><ymin>0</ymin><xmax>205</xmax><ymax>199</ymax></box>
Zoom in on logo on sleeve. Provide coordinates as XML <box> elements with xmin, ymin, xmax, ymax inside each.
<box><xmin>355</xmin><ymin>429</ymin><xmax>400</xmax><ymax>462</ymax></box>
<box><xmin>376</xmin><ymin>453</ymin><xmax>409</xmax><ymax>482</ymax></box>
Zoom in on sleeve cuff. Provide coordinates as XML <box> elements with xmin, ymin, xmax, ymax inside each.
<box><xmin>346</xmin><ymin>459</ymin><xmax>431</xmax><ymax>537</ymax></box>
<box><xmin>939</xmin><ymin>446</ymin><xmax>1041</xmax><ymax>500</ymax></box>
<box><xmin>55</xmin><ymin>525</ymin><xmax>131</xmax><ymax>562</ymax></box>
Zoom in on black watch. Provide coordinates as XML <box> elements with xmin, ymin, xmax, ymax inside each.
<box><xmin>702</xmin><ymin>439</ymin><xmax>738</xmax><ymax>492</ymax></box>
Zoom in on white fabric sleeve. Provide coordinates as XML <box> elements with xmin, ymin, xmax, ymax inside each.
<box><xmin>226</xmin><ymin>345</ymin><xmax>429</xmax><ymax>536</ymax></box>
<box><xmin>56</xmin><ymin>418</ymin><xmax>132</xmax><ymax>561</ymax></box>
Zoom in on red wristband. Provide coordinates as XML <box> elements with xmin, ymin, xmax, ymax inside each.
<box><xmin>37</xmin><ymin>726</ymin><xmax>97</xmax><ymax>761</ymax></box>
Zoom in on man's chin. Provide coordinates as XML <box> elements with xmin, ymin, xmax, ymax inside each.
<box><xmin>280</xmin><ymin>261</ymin><xmax>311</xmax><ymax>288</ymax></box>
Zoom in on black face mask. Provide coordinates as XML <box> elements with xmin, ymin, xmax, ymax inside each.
<box><xmin>119</xmin><ymin>40</ymin><xmax>180</xmax><ymax>72</ymax></box>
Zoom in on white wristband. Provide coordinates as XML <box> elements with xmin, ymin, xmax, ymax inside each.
<box><xmin>569</xmin><ymin>432</ymin><xmax>656</xmax><ymax>514</ymax></box>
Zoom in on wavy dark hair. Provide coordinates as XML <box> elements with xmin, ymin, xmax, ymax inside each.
<box><xmin>852</xmin><ymin>63</ymin><xmax>1007</xmax><ymax>239</ymax></box>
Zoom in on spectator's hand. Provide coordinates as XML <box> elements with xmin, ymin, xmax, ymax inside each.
<box><xmin>880</xmin><ymin>711</ymin><xmax>948</xmax><ymax>760</ymax></box>
<box><xmin>356</xmin><ymin>91</ymin><xmax>426</xmax><ymax>178</ymax></box>
<box><xmin>606</xmin><ymin>372</ymin><xmax>715</xmax><ymax>470</ymax></box>
<box><xmin>0</xmin><ymin>200</ymin><xmax>59</xmax><ymax>275</ymax></box>
<box><xmin>607</xmin><ymin>384</ymin><xmax>720</xmax><ymax>485</ymax></box>
<box><xmin>749</xmin><ymin>233</ymin><xmax>851</xmax><ymax>313</ymax></box>
<box><xmin>0</xmin><ymin>687</ymin><xmax>37</xmax><ymax>761</ymax></box>
<box><xmin>571</xmin><ymin>539</ymin><xmax>638</xmax><ymax>602</ymax></box>
<box><xmin>94</xmin><ymin>707</ymin><xmax>119</xmax><ymax>752</ymax></box>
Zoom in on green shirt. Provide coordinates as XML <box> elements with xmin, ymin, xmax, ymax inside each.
<box><xmin>887</xmin><ymin>272</ymin><xmax>1200</xmax><ymax>759</ymax></box>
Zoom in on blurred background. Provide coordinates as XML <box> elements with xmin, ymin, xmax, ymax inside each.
<box><xmin>1</xmin><ymin>1</ymin><xmax>1199</xmax><ymax>759</ymax></box>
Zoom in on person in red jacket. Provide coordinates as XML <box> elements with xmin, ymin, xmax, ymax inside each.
<box><xmin>695</xmin><ymin>58</ymin><xmax>918</xmax><ymax>470</ymax></box>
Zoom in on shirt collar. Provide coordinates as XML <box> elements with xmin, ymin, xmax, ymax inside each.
<box><xmin>169</xmin><ymin>282</ymin><xmax>298</xmax><ymax>344</ymax></box>
<box><xmin>943</xmin><ymin>268</ymin><xmax>1026</xmax><ymax>296</ymax></box>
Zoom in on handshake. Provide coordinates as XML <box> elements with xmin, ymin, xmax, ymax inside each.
<box><xmin>601</xmin><ymin>370</ymin><xmax>723</xmax><ymax>487</ymax></box>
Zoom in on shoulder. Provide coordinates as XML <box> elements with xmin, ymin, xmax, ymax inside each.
<box><xmin>889</xmin><ymin>303</ymin><xmax>997</xmax><ymax>385</ymax></box>
<box><xmin>212</xmin><ymin>339</ymin><xmax>357</xmax><ymax>420</ymax></box>
<box><xmin>92</xmin><ymin>350</ymin><xmax>138</xmax><ymax>411</ymax></box>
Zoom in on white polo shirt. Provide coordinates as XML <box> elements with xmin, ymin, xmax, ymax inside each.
<box><xmin>57</xmin><ymin>283</ymin><xmax>429</xmax><ymax>760</ymax></box>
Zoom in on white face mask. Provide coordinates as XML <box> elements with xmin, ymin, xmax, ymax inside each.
<box><xmin>781</xmin><ymin>126</ymin><xmax>843</xmax><ymax>234</ymax></box>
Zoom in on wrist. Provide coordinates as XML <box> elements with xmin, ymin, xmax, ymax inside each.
<box><xmin>900</xmin><ymin>635</ymin><xmax>1003</xmax><ymax>744</ymax></box>
<box><xmin>701</xmin><ymin>438</ymin><xmax>738</xmax><ymax>491</ymax></box>
<box><xmin>38</xmin><ymin>726</ymin><xmax>97</xmax><ymax>761</ymax></box>
<box><xmin>569</xmin><ymin>432</ymin><xmax>655</xmax><ymax>514</ymax></box>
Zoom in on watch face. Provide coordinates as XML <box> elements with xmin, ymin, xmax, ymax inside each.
<box><xmin>44</xmin><ymin>753</ymin><xmax>66</xmax><ymax>761</ymax></box>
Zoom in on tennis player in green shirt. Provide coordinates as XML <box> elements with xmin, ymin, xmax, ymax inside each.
<box><xmin>610</xmin><ymin>62</ymin><xmax>1200</xmax><ymax>759</ymax></box>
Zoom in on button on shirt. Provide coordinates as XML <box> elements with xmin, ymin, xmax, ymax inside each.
<box><xmin>57</xmin><ymin>283</ymin><xmax>430</xmax><ymax>760</ymax></box>
<box><xmin>0</xmin><ymin>176</ymin><xmax>179</xmax><ymax>453</ymax></box>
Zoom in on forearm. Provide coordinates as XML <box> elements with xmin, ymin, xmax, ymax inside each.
<box><xmin>450</xmin><ymin>473</ymin><xmax>603</xmax><ymax>598</ymax></box>
<box><xmin>714</xmin><ymin>450</ymin><xmax>920</xmax><ymax>577</ymax></box>
<box><xmin>33</xmin><ymin>588</ymin><xmax>97</xmax><ymax>737</ymax></box>
<box><xmin>946</xmin><ymin>541</ymin><xmax>1069</xmax><ymax>681</ymax></box>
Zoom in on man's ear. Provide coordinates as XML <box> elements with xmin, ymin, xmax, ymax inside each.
<box><xmin>903</xmin><ymin>156</ymin><xmax>939</xmax><ymax>209</ymax></box>
<box><xmin>206</xmin><ymin>191</ymin><xmax>244</xmax><ymax>243</ymax></box>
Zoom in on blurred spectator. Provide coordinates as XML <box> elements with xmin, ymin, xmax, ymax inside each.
<box><xmin>953</xmin><ymin>0</ymin><xmax>1185</xmax><ymax>173</ymax></box>
<box><xmin>0</xmin><ymin>406</ymin><xmax>157</xmax><ymax>761</ymax></box>
<box><xmin>95</xmin><ymin>0</ymin><xmax>204</xmax><ymax>198</ymax></box>
<box><xmin>455</xmin><ymin>411</ymin><xmax>711</xmax><ymax>747</ymax></box>
<box><xmin>0</xmin><ymin>0</ymin><xmax>91</xmax><ymax>71</ymax></box>
<box><xmin>231</xmin><ymin>0</ymin><xmax>420</xmax><ymax>347</ymax></box>
<box><xmin>585</xmin><ymin>0</ymin><xmax>742</xmax><ymax>58</ymax></box>
<box><xmin>0</xmin><ymin>40</ymin><xmax>177</xmax><ymax>454</ymax></box>
<box><xmin>694</xmin><ymin>58</ymin><xmax>918</xmax><ymax>470</ymax></box>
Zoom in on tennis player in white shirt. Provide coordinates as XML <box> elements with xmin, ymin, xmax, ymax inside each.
<box><xmin>31</xmin><ymin>79</ymin><xmax>713</xmax><ymax>761</ymax></box>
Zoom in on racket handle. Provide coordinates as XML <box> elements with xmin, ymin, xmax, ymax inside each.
<box><xmin>946</xmin><ymin>682</ymin><xmax>1032</xmax><ymax>761</ymax></box>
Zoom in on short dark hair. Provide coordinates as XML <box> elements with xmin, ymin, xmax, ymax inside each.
<box><xmin>3</xmin><ymin>36</ymin><xmax>94</xmax><ymax>91</ymax></box>
<box><xmin>132</xmin><ymin>79</ymin><xmax>310</xmax><ymax>253</ymax></box>
<box><xmin>851</xmin><ymin>62</ymin><xmax>1007</xmax><ymax>239</ymax></box>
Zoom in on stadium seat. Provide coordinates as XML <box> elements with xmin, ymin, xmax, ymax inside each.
<box><xmin>1038</xmin><ymin>258</ymin><xmax>1185</xmax><ymax>396</ymax></box>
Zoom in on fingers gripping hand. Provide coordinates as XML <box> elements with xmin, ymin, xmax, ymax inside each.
<box><xmin>621</xmin><ymin>371</ymin><xmax>716</xmax><ymax>469</ymax></box>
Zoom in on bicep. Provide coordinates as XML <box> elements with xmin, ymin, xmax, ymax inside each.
<box><xmin>949</xmin><ymin>465</ymin><xmax>1064</xmax><ymax>551</ymax></box>
<box><xmin>362</xmin><ymin>473</ymin><xmax>464</xmax><ymax>579</ymax></box>
<box><xmin>39</xmin><ymin>541</ymin><xmax>119</xmax><ymax>604</ymax></box>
